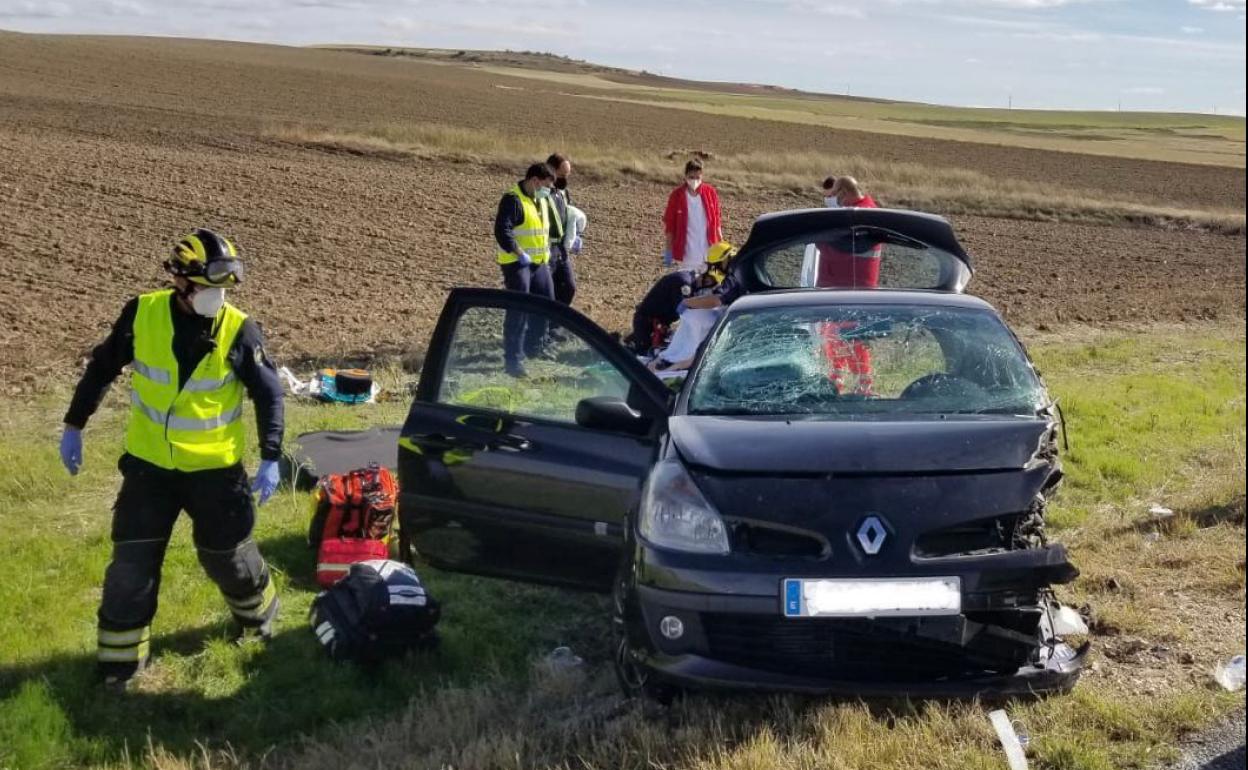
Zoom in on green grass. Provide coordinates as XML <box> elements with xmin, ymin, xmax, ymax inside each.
<box><xmin>0</xmin><ymin>326</ymin><xmax>1243</xmax><ymax>769</ymax></box>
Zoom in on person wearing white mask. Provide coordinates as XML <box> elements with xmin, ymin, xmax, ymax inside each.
<box><xmin>661</xmin><ymin>158</ymin><xmax>722</xmax><ymax>271</ymax></box>
<box><xmin>821</xmin><ymin>175</ymin><xmax>841</xmax><ymax>208</ymax></box>
<box><xmin>59</xmin><ymin>228</ymin><xmax>285</xmax><ymax>690</ymax></box>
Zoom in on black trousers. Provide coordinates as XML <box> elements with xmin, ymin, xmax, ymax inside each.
<box><xmin>550</xmin><ymin>247</ymin><xmax>577</xmax><ymax>306</ymax></box>
<box><xmin>97</xmin><ymin>454</ymin><xmax>276</xmax><ymax>677</ymax></box>
<box><xmin>500</xmin><ymin>261</ymin><xmax>555</xmax><ymax>367</ymax></box>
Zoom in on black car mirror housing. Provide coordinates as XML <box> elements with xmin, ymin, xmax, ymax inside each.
<box><xmin>576</xmin><ymin>396</ymin><xmax>651</xmax><ymax>436</ymax></box>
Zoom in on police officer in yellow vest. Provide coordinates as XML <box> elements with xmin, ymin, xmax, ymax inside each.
<box><xmin>493</xmin><ymin>162</ymin><xmax>557</xmax><ymax>378</ymax></box>
<box><xmin>59</xmin><ymin>229</ymin><xmax>284</xmax><ymax>690</ymax></box>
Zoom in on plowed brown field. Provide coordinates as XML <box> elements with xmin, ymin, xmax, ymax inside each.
<box><xmin>1</xmin><ymin>32</ymin><xmax>1243</xmax><ymax>386</ymax></box>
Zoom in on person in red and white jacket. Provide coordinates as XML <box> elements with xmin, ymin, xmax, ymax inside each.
<box><xmin>813</xmin><ymin>176</ymin><xmax>882</xmax><ymax>394</ymax></box>
<box><xmin>661</xmin><ymin>158</ymin><xmax>722</xmax><ymax>271</ymax></box>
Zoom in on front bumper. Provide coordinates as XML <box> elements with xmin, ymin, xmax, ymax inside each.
<box><xmin>629</xmin><ymin>583</ymin><xmax>1087</xmax><ymax>698</ymax></box>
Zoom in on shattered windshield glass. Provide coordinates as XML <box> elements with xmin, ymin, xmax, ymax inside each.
<box><xmin>688</xmin><ymin>305</ymin><xmax>1045</xmax><ymax>418</ymax></box>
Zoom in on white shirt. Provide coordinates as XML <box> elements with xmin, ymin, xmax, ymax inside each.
<box><xmin>683</xmin><ymin>189</ymin><xmax>709</xmax><ymax>272</ymax></box>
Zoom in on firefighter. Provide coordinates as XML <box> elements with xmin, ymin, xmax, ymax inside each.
<box><xmin>59</xmin><ymin>228</ymin><xmax>284</xmax><ymax>690</ymax></box>
<box><xmin>625</xmin><ymin>242</ymin><xmax>734</xmax><ymax>356</ymax></box>
<box><xmin>494</xmin><ymin>162</ymin><xmax>557</xmax><ymax>377</ymax></box>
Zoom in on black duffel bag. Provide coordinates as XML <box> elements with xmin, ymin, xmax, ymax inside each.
<box><xmin>309</xmin><ymin>559</ymin><xmax>440</xmax><ymax>663</ymax></box>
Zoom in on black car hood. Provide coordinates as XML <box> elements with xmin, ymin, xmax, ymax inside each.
<box><xmin>669</xmin><ymin>415</ymin><xmax>1051</xmax><ymax>474</ymax></box>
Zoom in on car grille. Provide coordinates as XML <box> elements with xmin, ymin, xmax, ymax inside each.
<box><xmin>701</xmin><ymin>614</ymin><xmax>1021</xmax><ymax>681</ymax></box>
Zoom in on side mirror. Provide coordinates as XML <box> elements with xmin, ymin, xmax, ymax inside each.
<box><xmin>575</xmin><ymin>396</ymin><xmax>651</xmax><ymax>435</ymax></box>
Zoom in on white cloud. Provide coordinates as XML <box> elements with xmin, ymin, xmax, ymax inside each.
<box><xmin>0</xmin><ymin>0</ymin><xmax>72</xmax><ymax>16</ymax></box>
<box><xmin>103</xmin><ymin>0</ymin><xmax>147</xmax><ymax>15</ymax></box>
<box><xmin>1188</xmin><ymin>0</ymin><xmax>1245</xmax><ymax>11</ymax></box>
<box><xmin>1013</xmin><ymin>29</ymin><xmax>1104</xmax><ymax>43</ymax></box>
<box><xmin>1123</xmin><ymin>86</ymin><xmax>1165</xmax><ymax>94</ymax></box>
<box><xmin>787</xmin><ymin>1</ymin><xmax>866</xmax><ymax>18</ymax></box>
<box><xmin>1180</xmin><ymin>25</ymin><xmax>1205</xmax><ymax>33</ymax></box>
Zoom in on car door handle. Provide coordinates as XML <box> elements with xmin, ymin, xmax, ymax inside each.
<box><xmin>487</xmin><ymin>434</ymin><xmax>532</xmax><ymax>452</ymax></box>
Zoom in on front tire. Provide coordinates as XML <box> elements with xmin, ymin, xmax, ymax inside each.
<box><xmin>611</xmin><ymin>564</ymin><xmax>676</xmax><ymax>705</ymax></box>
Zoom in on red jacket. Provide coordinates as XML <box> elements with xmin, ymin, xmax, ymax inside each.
<box><xmin>662</xmin><ymin>184</ymin><xmax>722</xmax><ymax>262</ymax></box>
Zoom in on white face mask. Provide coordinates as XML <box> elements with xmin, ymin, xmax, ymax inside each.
<box><xmin>686</xmin><ymin>178</ymin><xmax>702</xmax><ymax>192</ymax></box>
<box><xmin>190</xmin><ymin>287</ymin><xmax>226</xmax><ymax>317</ymax></box>
<box><xmin>824</xmin><ymin>195</ymin><xmax>841</xmax><ymax>209</ymax></box>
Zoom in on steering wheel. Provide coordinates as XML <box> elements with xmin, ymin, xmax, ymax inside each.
<box><xmin>900</xmin><ymin>373</ymin><xmax>989</xmax><ymax>401</ymax></box>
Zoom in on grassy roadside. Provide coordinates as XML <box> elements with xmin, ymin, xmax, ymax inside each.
<box><xmin>266</xmin><ymin>123</ymin><xmax>1246</xmax><ymax>237</ymax></box>
<box><xmin>0</xmin><ymin>325</ymin><xmax>1243</xmax><ymax>769</ymax></box>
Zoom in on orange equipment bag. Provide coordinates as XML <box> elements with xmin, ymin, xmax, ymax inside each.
<box><xmin>308</xmin><ymin>463</ymin><xmax>397</xmax><ymax>588</ymax></box>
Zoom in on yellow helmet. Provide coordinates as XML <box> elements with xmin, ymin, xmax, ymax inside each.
<box><xmin>166</xmin><ymin>228</ymin><xmax>243</xmax><ymax>286</ymax></box>
<box><xmin>706</xmin><ymin>241</ymin><xmax>737</xmax><ymax>266</ymax></box>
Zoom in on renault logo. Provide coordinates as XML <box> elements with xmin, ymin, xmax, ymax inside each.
<box><xmin>856</xmin><ymin>515</ymin><xmax>889</xmax><ymax>555</ymax></box>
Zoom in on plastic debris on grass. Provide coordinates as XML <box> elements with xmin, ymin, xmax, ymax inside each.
<box><xmin>1213</xmin><ymin>654</ymin><xmax>1245</xmax><ymax>691</ymax></box>
<box><xmin>988</xmin><ymin>709</ymin><xmax>1030</xmax><ymax>770</ymax></box>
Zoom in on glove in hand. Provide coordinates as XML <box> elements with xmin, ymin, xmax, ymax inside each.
<box><xmin>252</xmin><ymin>459</ymin><xmax>280</xmax><ymax>505</ymax></box>
<box><xmin>60</xmin><ymin>426</ymin><xmax>82</xmax><ymax>475</ymax></box>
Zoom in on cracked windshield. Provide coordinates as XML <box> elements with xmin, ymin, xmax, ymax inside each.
<box><xmin>689</xmin><ymin>305</ymin><xmax>1045</xmax><ymax>418</ymax></box>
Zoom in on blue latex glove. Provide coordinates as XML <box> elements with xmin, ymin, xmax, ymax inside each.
<box><xmin>676</xmin><ymin>300</ymin><xmax>688</xmax><ymax>315</ymax></box>
<box><xmin>252</xmin><ymin>459</ymin><xmax>280</xmax><ymax>505</ymax></box>
<box><xmin>663</xmin><ymin>248</ymin><xmax>674</xmax><ymax>267</ymax></box>
<box><xmin>571</xmin><ymin>236</ymin><xmax>583</xmax><ymax>255</ymax></box>
<box><xmin>516</xmin><ymin>251</ymin><xmax>532</xmax><ymax>267</ymax></box>
<box><xmin>60</xmin><ymin>426</ymin><xmax>82</xmax><ymax>475</ymax></box>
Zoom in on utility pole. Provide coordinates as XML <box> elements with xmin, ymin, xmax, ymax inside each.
<box><xmin>1008</xmin><ymin>92</ymin><xmax>1012</xmax><ymax>110</ymax></box>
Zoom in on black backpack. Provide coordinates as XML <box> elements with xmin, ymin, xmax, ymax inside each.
<box><xmin>309</xmin><ymin>559</ymin><xmax>440</xmax><ymax>663</ymax></box>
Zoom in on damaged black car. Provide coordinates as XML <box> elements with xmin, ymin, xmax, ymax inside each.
<box><xmin>396</xmin><ymin>208</ymin><xmax>1086</xmax><ymax>699</ymax></box>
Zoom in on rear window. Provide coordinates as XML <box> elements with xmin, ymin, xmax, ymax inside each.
<box><xmin>756</xmin><ymin>227</ymin><xmax>971</xmax><ymax>292</ymax></box>
<box><xmin>687</xmin><ymin>304</ymin><xmax>1045</xmax><ymax>418</ymax></box>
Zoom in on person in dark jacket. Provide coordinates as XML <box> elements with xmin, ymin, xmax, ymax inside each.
<box><xmin>624</xmin><ymin>243</ymin><xmax>734</xmax><ymax>355</ymax></box>
<box><xmin>546</xmin><ymin>153</ymin><xmax>578</xmax><ymax>306</ymax></box>
<box><xmin>59</xmin><ymin>228</ymin><xmax>284</xmax><ymax>690</ymax></box>
<box><xmin>493</xmin><ymin>162</ymin><xmax>557</xmax><ymax>377</ymax></box>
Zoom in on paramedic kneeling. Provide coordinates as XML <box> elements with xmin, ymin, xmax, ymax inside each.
<box><xmin>627</xmin><ymin>259</ymin><xmax>727</xmax><ymax>355</ymax></box>
<box><xmin>58</xmin><ymin>228</ymin><xmax>284</xmax><ymax>690</ymax></box>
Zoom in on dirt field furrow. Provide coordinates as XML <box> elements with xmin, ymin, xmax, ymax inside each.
<box><xmin>0</xmin><ymin>32</ymin><xmax>1243</xmax><ymax>387</ymax></box>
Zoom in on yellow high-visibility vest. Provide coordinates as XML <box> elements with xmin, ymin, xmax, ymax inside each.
<box><xmin>497</xmin><ymin>184</ymin><xmax>551</xmax><ymax>265</ymax></box>
<box><xmin>124</xmin><ymin>289</ymin><xmax>247</xmax><ymax>471</ymax></box>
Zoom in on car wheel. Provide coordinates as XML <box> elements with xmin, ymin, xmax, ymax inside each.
<box><xmin>611</xmin><ymin>567</ymin><xmax>677</xmax><ymax>705</ymax></box>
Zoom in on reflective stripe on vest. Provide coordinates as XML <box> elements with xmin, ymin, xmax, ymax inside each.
<box><xmin>124</xmin><ymin>289</ymin><xmax>248</xmax><ymax>472</ymax></box>
<box><xmin>497</xmin><ymin>184</ymin><xmax>551</xmax><ymax>265</ymax></box>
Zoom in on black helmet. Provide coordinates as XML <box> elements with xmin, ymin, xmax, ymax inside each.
<box><xmin>166</xmin><ymin>228</ymin><xmax>243</xmax><ymax>286</ymax></box>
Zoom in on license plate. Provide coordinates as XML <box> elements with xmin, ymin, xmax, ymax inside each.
<box><xmin>783</xmin><ymin>577</ymin><xmax>962</xmax><ymax>618</ymax></box>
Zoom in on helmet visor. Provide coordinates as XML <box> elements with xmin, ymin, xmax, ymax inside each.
<box><xmin>200</xmin><ymin>258</ymin><xmax>244</xmax><ymax>286</ymax></box>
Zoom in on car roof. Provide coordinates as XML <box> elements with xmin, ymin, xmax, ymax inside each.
<box><xmin>726</xmin><ymin>288</ymin><xmax>999</xmax><ymax>315</ymax></box>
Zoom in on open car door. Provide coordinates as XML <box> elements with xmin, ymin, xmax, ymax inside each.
<box><xmin>398</xmin><ymin>288</ymin><xmax>671</xmax><ymax>592</ymax></box>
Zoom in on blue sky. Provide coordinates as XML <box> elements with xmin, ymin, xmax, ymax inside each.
<box><xmin>1</xmin><ymin>0</ymin><xmax>1244</xmax><ymax>114</ymax></box>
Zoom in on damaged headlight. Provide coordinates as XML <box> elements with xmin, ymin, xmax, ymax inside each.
<box><xmin>639</xmin><ymin>459</ymin><xmax>730</xmax><ymax>554</ymax></box>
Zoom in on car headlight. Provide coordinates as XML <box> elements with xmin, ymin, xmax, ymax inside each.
<box><xmin>639</xmin><ymin>459</ymin><xmax>730</xmax><ymax>554</ymax></box>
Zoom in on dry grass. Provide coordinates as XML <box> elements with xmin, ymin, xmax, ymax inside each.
<box><xmin>52</xmin><ymin>328</ymin><xmax>1241</xmax><ymax>770</ymax></box>
<box><xmin>267</xmin><ymin>123</ymin><xmax>1246</xmax><ymax>236</ymax></box>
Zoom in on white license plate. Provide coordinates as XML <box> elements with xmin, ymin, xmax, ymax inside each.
<box><xmin>782</xmin><ymin>577</ymin><xmax>962</xmax><ymax>618</ymax></box>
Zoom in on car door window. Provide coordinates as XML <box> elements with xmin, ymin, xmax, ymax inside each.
<box><xmin>436</xmin><ymin>306</ymin><xmax>632</xmax><ymax>423</ymax></box>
